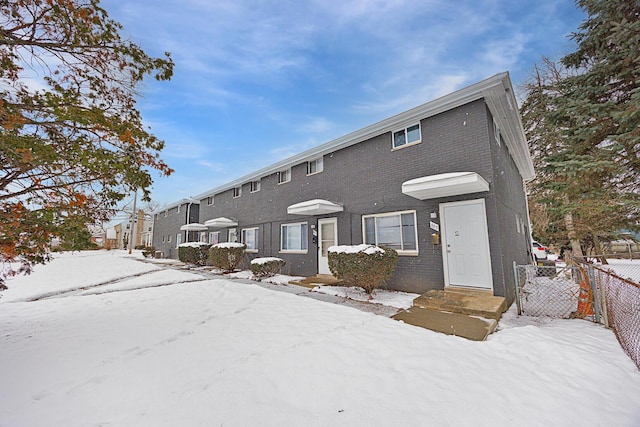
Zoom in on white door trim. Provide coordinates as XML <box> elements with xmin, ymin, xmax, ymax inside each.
<box><xmin>318</xmin><ymin>217</ymin><xmax>338</xmax><ymax>275</ymax></box>
<box><xmin>440</xmin><ymin>198</ymin><xmax>493</xmax><ymax>290</ymax></box>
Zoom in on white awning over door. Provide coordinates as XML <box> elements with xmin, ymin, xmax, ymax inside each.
<box><xmin>402</xmin><ymin>172</ymin><xmax>489</xmax><ymax>200</ymax></box>
<box><xmin>287</xmin><ymin>199</ymin><xmax>344</xmax><ymax>215</ymax></box>
<box><xmin>179</xmin><ymin>223</ymin><xmax>208</xmax><ymax>231</ymax></box>
<box><xmin>204</xmin><ymin>217</ymin><xmax>238</xmax><ymax>228</ymax></box>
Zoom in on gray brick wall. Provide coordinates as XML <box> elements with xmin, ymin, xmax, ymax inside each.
<box><xmin>152</xmin><ymin>202</ymin><xmax>199</xmax><ymax>258</ymax></box>
<box><xmin>156</xmin><ymin>98</ymin><xmax>529</xmax><ymax>297</ymax></box>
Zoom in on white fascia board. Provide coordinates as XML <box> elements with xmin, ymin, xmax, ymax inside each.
<box><xmin>482</xmin><ymin>76</ymin><xmax>535</xmax><ymax>180</ymax></box>
<box><xmin>153</xmin><ymin>198</ymin><xmax>200</xmax><ymax>215</ymax></box>
<box><xmin>194</xmin><ymin>72</ymin><xmax>531</xmax><ymax>200</ymax></box>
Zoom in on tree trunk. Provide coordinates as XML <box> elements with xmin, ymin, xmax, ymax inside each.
<box><xmin>592</xmin><ymin>234</ymin><xmax>608</xmax><ymax>264</ymax></box>
<box><xmin>564</xmin><ymin>211</ymin><xmax>584</xmax><ymax>260</ymax></box>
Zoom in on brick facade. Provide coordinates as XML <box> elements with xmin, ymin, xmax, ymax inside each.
<box><xmin>153</xmin><ymin>73</ymin><xmax>534</xmax><ymax>304</ymax></box>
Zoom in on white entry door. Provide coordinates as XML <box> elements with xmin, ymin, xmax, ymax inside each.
<box><xmin>440</xmin><ymin>199</ymin><xmax>493</xmax><ymax>290</ymax></box>
<box><xmin>318</xmin><ymin>218</ymin><xmax>337</xmax><ymax>275</ymax></box>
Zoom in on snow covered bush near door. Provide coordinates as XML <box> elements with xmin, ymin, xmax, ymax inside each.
<box><xmin>209</xmin><ymin>243</ymin><xmax>246</xmax><ymax>272</ymax></box>
<box><xmin>250</xmin><ymin>257</ymin><xmax>286</xmax><ymax>278</ymax></box>
<box><xmin>328</xmin><ymin>244</ymin><xmax>398</xmax><ymax>295</ymax></box>
<box><xmin>178</xmin><ymin>242</ymin><xmax>212</xmax><ymax>266</ymax></box>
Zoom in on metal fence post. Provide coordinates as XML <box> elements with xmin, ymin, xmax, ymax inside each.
<box><xmin>585</xmin><ymin>264</ymin><xmax>601</xmax><ymax>324</ymax></box>
<box><xmin>513</xmin><ymin>261</ymin><xmax>522</xmax><ymax>315</ymax></box>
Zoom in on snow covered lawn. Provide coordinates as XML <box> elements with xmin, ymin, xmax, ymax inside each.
<box><xmin>1</xmin><ymin>251</ymin><xmax>639</xmax><ymax>426</ymax></box>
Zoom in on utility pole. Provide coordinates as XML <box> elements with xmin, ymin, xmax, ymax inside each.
<box><xmin>128</xmin><ymin>189</ymin><xmax>138</xmax><ymax>255</ymax></box>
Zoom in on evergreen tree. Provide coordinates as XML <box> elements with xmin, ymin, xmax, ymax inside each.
<box><xmin>521</xmin><ymin>0</ymin><xmax>640</xmax><ymax>259</ymax></box>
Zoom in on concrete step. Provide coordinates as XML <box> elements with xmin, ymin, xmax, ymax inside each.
<box><xmin>412</xmin><ymin>288</ymin><xmax>507</xmax><ymax>320</ymax></box>
<box><xmin>289</xmin><ymin>274</ymin><xmax>343</xmax><ymax>289</ymax></box>
<box><xmin>393</xmin><ymin>307</ymin><xmax>498</xmax><ymax>341</ymax></box>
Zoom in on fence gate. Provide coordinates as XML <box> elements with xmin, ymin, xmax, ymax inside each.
<box><xmin>513</xmin><ymin>263</ymin><xmax>596</xmax><ymax>319</ymax></box>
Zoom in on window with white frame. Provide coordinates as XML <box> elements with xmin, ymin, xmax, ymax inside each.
<box><xmin>206</xmin><ymin>196</ymin><xmax>214</xmax><ymax>205</ymax></box>
<box><xmin>162</xmin><ymin>235</ymin><xmax>165</xmax><ymax>243</ymax></box>
<box><xmin>175</xmin><ymin>233</ymin><xmax>181</xmax><ymax>248</ymax></box>
<box><xmin>250</xmin><ymin>180</ymin><xmax>261</xmax><ymax>193</ymax></box>
<box><xmin>363</xmin><ymin>210</ymin><xmax>418</xmax><ymax>254</ymax></box>
<box><xmin>164</xmin><ymin>210</ymin><xmax>168</xmax><ymax>217</ymax></box>
<box><xmin>177</xmin><ymin>205</ymin><xmax>181</xmax><ymax>213</ymax></box>
<box><xmin>392</xmin><ymin>123</ymin><xmax>421</xmax><ymax>149</ymax></box>
<box><xmin>281</xmin><ymin>222</ymin><xmax>308</xmax><ymax>252</ymax></box>
<box><xmin>493</xmin><ymin>119</ymin><xmax>501</xmax><ymax>146</ymax></box>
<box><xmin>209</xmin><ymin>231</ymin><xmax>220</xmax><ymax>245</ymax></box>
<box><xmin>307</xmin><ymin>158</ymin><xmax>323</xmax><ymax>175</ymax></box>
<box><xmin>167</xmin><ymin>234</ymin><xmax>172</xmax><ymax>242</ymax></box>
<box><xmin>242</xmin><ymin>227</ymin><xmax>259</xmax><ymax>252</ymax></box>
<box><xmin>278</xmin><ymin>169</ymin><xmax>291</xmax><ymax>184</ymax></box>
<box><xmin>228</xmin><ymin>228</ymin><xmax>238</xmax><ymax>243</ymax></box>
<box><xmin>199</xmin><ymin>232</ymin><xmax>207</xmax><ymax>242</ymax></box>
<box><xmin>233</xmin><ymin>186</ymin><xmax>242</xmax><ymax>198</ymax></box>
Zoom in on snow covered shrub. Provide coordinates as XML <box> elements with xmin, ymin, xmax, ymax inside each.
<box><xmin>178</xmin><ymin>242</ymin><xmax>211</xmax><ymax>266</ymax></box>
<box><xmin>209</xmin><ymin>242</ymin><xmax>246</xmax><ymax>272</ymax></box>
<box><xmin>250</xmin><ymin>257</ymin><xmax>285</xmax><ymax>278</ymax></box>
<box><xmin>141</xmin><ymin>246</ymin><xmax>156</xmax><ymax>258</ymax></box>
<box><xmin>328</xmin><ymin>244</ymin><xmax>398</xmax><ymax>295</ymax></box>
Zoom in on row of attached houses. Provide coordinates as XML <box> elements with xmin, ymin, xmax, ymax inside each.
<box><xmin>153</xmin><ymin>72</ymin><xmax>535</xmax><ymax>305</ymax></box>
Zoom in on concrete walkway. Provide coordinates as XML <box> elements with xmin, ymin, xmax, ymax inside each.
<box><xmin>149</xmin><ymin>262</ymin><xmax>505</xmax><ymax>340</ymax></box>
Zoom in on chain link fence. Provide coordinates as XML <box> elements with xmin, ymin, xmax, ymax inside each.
<box><xmin>589</xmin><ymin>262</ymin><xmax>640</xmax><ymax>370</ymax></box>
<box><xmin>514</xmin><ymin>263</ymin><xmax>586</xmax><ymax>318</ymax></box>
<box><xmin>514</xmin><ymin>254</ymin><xmax>640</xmax><ymax>369</ymax></box>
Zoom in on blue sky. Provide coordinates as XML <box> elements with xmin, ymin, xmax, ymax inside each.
<box><xmin>101</xmin><ymin>0</ymin><xmax>586</xmax><ymax>210</ymax></box>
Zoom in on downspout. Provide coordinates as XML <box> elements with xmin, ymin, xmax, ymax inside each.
<box><xmin>186</xmin><ymin>201</ymin><xmax>193</xmax><ymax>242</ymax></box>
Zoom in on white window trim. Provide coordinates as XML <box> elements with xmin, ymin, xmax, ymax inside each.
<box><xmin>307</xmin><ymin>158</ymin><xmax>323</xmax><ymax>176</ymax></box>
<box><xmin>278</xmin><ymin>169</ymin><xmax>291</xmax><ymax>185</ymax></box>
<box><xmin>164</xmin><ymin>210</ymin><xmax>168</xmax><ymax>217</ymax></box>
<box><xmin>167</xmin><ymin>234</ymin><xmax>171</xmax><ymax>242</ymax></box>
<box><xmin>177</xmin><ymin>205</ymin><xmax>181</xmax><ymax>213</ymax></box>
<box><xmin>241</xmin><ymin>227</ymin><xmax>259</xmax><ymax>253</ymax></box>
<box><xmin>392</xmin><ymin>123</ymin><xmax>422</xmax><ymax>150</ymax></box>
<box><xmin>176</xmin><ymin>233</ymin><xmax>181</xmax><ymax>249</ymax></box>
<box><xmin>280</xmin><ymin>222</ymin><xmax>308</xmax><ymax>253</ymax></box>
<box><xmin>233</xmin><ymin>186</ymin><xmax>242</xmax><ymax>198</ymax></box>
<box><xmin>494</xmin><ymin>119</ymin><xmax>501</xmax><ymax>146</ymax></box>
<box><xmin>250</xmin><ymin>180</ymin><xmax>261</xmax><ymax>193</ymax></box>
<box><xmin>207</xmin><ymin>196</ymin><xmax>214</xmax><ymax>206</ymax></box>
<box><xmin>228</xmin><ymin>228</ymin><xmax>238</xmax><ymax>243</ymax></box>
<box><xmin>362</xmin><ymin>210</ymin><xmax>419</xmax><ymax>255</ymax></box>
<box><xmin>209</xmin><ymin>231</ymin><xmax>220</xmax><ymax>245</ymax></box>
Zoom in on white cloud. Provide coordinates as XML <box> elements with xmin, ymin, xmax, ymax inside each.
<box><xmin>295</xmin><ymin>117</ymin><xmax>334</xmax><ymax>134</ymax></box>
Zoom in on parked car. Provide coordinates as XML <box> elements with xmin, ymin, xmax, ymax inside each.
<box><xmin>532</xmin><ymin>241</ymin><xmax>548</xmax><ymax>260</ymax></box>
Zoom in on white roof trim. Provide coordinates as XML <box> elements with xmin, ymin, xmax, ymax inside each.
<box><xmin>204</xmin><ymin>217</ymin><xmax>238</xmax><ymax>228</ymax></box>
<box><xmin>287</xmin><ymin>199</ymin><xmax>344</xmax><ymax>215</ymax></box>
<box><xmin>402</xmin><ymin>172</ymin><xmax>490</xmax><ymax>200</ymax></box>
<box><xmin>193</xmin><ymin>72</ymin><xmax>533</xmax><ymax>202</ymax></box>
<box><xmin>179</xmin><ymin>223</ymin><xmax>208</xmax><ymax>231</ymax></box>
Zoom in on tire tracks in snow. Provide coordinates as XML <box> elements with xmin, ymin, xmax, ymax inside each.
<box><xmin>24</xmin><ymin>268</ymin><xmax>209</xmax><ymax>302</ymax></box>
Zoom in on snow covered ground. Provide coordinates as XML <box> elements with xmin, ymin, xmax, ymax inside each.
<box><xmin>1</xmin><ymin>251</ymin><xmax>639</xmax><ymax>426</ymax></box>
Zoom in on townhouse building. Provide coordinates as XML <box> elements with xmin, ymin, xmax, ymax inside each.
<box><xmin>153</xmin><ymin>72</ymin><xmax>535</xmax><ymax>304</ymax></box>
